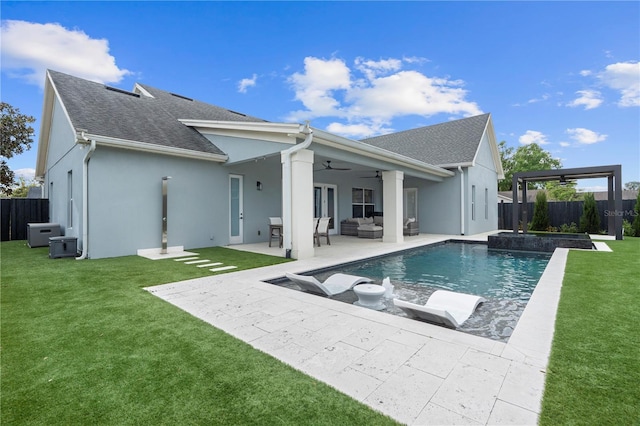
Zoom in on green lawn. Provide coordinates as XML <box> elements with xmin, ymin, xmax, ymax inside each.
<box><xmin>4</xmin><ymin>238</ymin><xmax>639</xmax><ymax>425</ymax></box>
<box><xmin>1</xmin><ymin>241</ymin><xmax>398</xmax><ymax>425</ymax></box>
<box><xmin>539</xmin><ymin>238</ymin><xmax>640</xmax><ymax>425</ymax></box>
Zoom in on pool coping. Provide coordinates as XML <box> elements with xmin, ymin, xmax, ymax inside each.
<box><xmin>145</xmin><ymin>235</ymin><xmax>568</xmax><ymax>425</ymax></box>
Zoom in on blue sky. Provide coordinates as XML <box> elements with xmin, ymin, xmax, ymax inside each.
<box><xmin>2</xmin><ymin>1</ymin><xmax>639</xmax><ymax>190</ymax></box>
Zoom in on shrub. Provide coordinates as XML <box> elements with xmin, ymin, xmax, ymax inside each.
<box><xmin>560</xmin><ymin>222</ymin><xmax>579</xmax><ymax>233</ymax></box>
<box><xmin>623</xmin><ymin>220</ymin><xmax>634</xmax><ymax>237</ymax></box>
<box><xmin>633</xmin><ymin>192</ymin><xmax>640</xmax><ymax>237</ymax></box>
<box><xmin>579</xmin><ymin>193</ymin><xmax>600</xmax><ymax>234</ymax></box>
<box><xmin>531</xmin><ymin>191</ymin><xmax>550</xmax><ymax>231</ymax></box>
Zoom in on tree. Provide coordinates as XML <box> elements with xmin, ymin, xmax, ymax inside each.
<box><xmin>544</xmin><ymin>180</ymin><xmax>582</xmax><ymax>201</ymax></box>
<box><xmin>10</xmin><ymin>177</ymin><xmax>39</xmax><ymax>198</ymax></box>
<box><xmin>579</xmin><ymin>193</ymin><xmax>600</xmax><ymax>234</ymax></box>
<box><xmin>632</xmin><ymin>191</ymin><xmax>640</xmax><ymax>237</ymax></box>
<box><xmin>1</xmin><ymin>102</ymin><xmax>36</xmax><ymax>196</ymax></box>
<box><xmin>498</xmin><ymin>142</ymin><xmax>562</xmax><ymax>191</ymax></box>
<box><xmin>530</xmin><ymin>190</ymin><xmax>550</xmax><ymax>231</ymax></box>
<box><xmin>625</xmin><ymin>181</ymin><xmax>640</xmax><ymax>191</ymax></box>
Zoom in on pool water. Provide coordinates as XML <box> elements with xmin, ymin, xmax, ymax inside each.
<box><xmin>334</xmin><ymin>242</ymin><xmax>551</xmax><ymax>302</ymax></box>
<box><xmin>277</xmin><ymin>241</ymin><xmax>551</xmax><ymax>342</ymax></box>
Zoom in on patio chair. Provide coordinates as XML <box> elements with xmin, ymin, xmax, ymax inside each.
<box><xmin>314</xmin><ymin>217</ymin><xmax>331</xmax><ymax>247</ymax></box>
<box><xmin>285</xmin><ymin>272</ymin><xmax>372</xmax><ymax>297</ymax></box>
<box><xmin>268</xmin><ymin>217</ymin><xmax>283</xmax><ymax>248</ymax></box>
<box><xmin>393</xmin><ymin>290</ymin><xmax>485</xmax><ymax>328</ymax></box>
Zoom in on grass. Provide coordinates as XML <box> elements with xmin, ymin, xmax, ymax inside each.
<box><xmin>1</xmin><ymin>241</ymin><xmax>398</xmax><ymax>425</ymax></box>
<box><xmin>539</xmin><ymin>238</ymin><xmax>640</xmax><ymax>425</ymax></box>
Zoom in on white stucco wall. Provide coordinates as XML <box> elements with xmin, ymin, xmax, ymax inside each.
<box><xmin>43</xmin><ymin>96</ymin><xmax>84</xmax><ymax>240</ymax></box>
<box><xmin>465</xmin><ymin>133</ymin><xmax>499</xmax><ymax>235</ymax></box>
<box><xmin>84</xmin><ymin>147</ymin><xmax>285</xmax><ymax>258</ymax></box>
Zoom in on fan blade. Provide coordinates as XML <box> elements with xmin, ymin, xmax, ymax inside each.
<box><xmin>324</xmin><ymin>161</ymin><xmax>351</xmax><ymax>171</ymax></box>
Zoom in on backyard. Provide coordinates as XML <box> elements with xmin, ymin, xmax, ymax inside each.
<box><xmin>1</xmin><ymin>238</ymin><xmax>639</xmax><ymax>424</ymax></box>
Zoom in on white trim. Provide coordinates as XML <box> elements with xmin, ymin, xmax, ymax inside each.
<box><xmin>181</xmin><ymin>120</ymin><xmax>454</xmax><ymax>180</ymax></box>
<box><xmin>36</xmin><ymin>71</ymin><xmax>77</xmax><ymax>179</ymax></box>
<box><xmin>83</xmin><ymin>133</ymin><xmax>228</xmax><ymax>162</ymax></box>
<box><xmin>314</xmin><ymin>183</ymin><xmax>338</xmax><ymax>235</ymax></box>
<box><xmin>311</xmin><ymin>128</ymin><xmax>454</xmax><ymax>179</ymax></box>
<box><xmin>133</xmin><ymin>83</ymin><xmax>155</xmax><ymax>98</ymax></box>
<box><xmin>229</xmin><ymin>174</ymin><xmax>244</xmax><ymax>244</ymax></box>
<box><xmin>179</xmin><ymin>119</ymin><xmax>302</xmax><ymax>135</ymax></box>
<box><xmin>469</xmin><ymin>114</ymin><xmax>504</xmax><ymax>179</ymax></box>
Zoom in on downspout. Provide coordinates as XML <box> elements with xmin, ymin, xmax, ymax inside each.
<box><xmin>76</xmin><ymin>132</ymin><xmax>96</xmax><ymax>260</ymax></box>
<box><xmin>281</xmin><ymin>123</ymin><xmax>313</xmax><ymax>258</ymax></box>
<box><xmin>458</xmin><ymin>166</ymin><xmax>465</xmax><ymax>235</ymax></box>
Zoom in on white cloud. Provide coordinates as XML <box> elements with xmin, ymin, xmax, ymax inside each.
<box><xmin>354</xmin><ymin>57</ymin><xmax>402</xmax><ymax>81</ymax></box>
<box><xmin>579</xmin><ymin>70</ymin><xmax>592</xmax><ymax>77</ymax></box>
<box><xmin>598</xmin><ymin>61</ymin><xmax>640</xmax><ymax>107</ymax></box>
<box><xmin>559</xmin><ymin>142</ymin><xmax>571</xmax><ymax>147</ymax></box>
<box><xmin>567</xmin><ymin>89</ymin><xmax>603</xmax><ymax>110</ymax></box>
<box><xmin>327</xmin><ymin>122</ymin><xmax>394</xmax><ymax>139</ymax></box>
<box><xmin>14</xmin><ymin>168</ymin><xmax>36</xmax><ymax>181</ymax></box>
<box><xmin>519</xmin><ymin>130</ymin><xmax>549</xmax><ymax>145</ymax></box>
<box><xmin>0</xmin><ymin>20</ymin><xmax>130</xmax><ymax>87</ymax></box>
<box><xmin>325</xmin><ymin>121</ymin><xmax>393</xmax><ymax>139</ymax></box>
<box><xmin>527</xmin><ymin>94</ymin><xmax>550</xmax><ymax>104</ymax></box>
<box><xmin>286</xmin><ymin>56</ymin><xmax>482</xmax><ymax>135</ymax></box>
<box><xmin>287</xmin><ymin>57</ymin><xmax>352</xmax><ymax>120</ymax></box>
<box><xmin>566</xmin><ymin>128</ymin><xmax>607</xmax><ymax>144</ymax></box>
<box><xmin>238</xmin><ymin>74</ymin><xmax>257</xmax><ymax>93</ymax></box>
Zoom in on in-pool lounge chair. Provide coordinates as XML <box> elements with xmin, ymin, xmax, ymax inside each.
<box><xmin>285</xmin><ymin>272</ymin><xmax>372</xmax><ymax>297</ymax></box>
<box><xmin>393</xmin><ymin>290</ymin><xmax>485</xmax><ymax>328</ymax></box>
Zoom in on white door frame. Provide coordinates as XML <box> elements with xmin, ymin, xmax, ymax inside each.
<box><xmin>314</xmin><ymin>183</ymin><xmax>338</xmax><ymax>235</ymax></box>
<box><xmin>229</xmin><ymin>174</ymin><xmax>243</xmax><ymax>244</ymax></box>
<box><xmin>403</xmin><ymin>187</ymin><xmax>418</xmax><ymax>219</ymax></box>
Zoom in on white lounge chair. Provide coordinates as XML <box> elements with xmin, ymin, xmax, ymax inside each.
<box><xmin>393</xmin><ymin>290</ymin><xmax>485</xmax><ymax>328</ymax></box>
<box><xmin>285</xmin><ymin>272</ymin><xmax>372</xmax><ymax>297</ymax></box>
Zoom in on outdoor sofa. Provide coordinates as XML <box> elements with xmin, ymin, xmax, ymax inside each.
<box><xmin>340</xmin><ymin>216</ymin><xmax>419</xmax><ymax>236</ymax></box>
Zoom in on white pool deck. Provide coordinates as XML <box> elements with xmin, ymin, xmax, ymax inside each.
<box><xmin>145</xmin><ymin>232</ymin><xmax>608</xmax><ymax>425</ymax></box>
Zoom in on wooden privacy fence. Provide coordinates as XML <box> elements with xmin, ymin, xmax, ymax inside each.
<box><xmin>498</xmin><ymin>199</ymin><xmax>637</xmax><ymax>230</ymax></box>
<box><xmin>0</xmin><ymin>199</ymin><xmax>50</xmax><ymax>241</ymax></box>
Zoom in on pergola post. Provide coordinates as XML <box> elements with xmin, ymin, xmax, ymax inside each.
<box><xmin>522</xmin><ymin>184</ymin><xmax>528</xmax><ymax>234</ymax></box>
<box><xmin>512</xmin><ymin>175</ymin><xmax>519</xmax><ymax>234</ymax></box>
<box><xmin>614</xmin><ymin>164</ymin><xmax>623</xmax><ymax>240</ymax></box>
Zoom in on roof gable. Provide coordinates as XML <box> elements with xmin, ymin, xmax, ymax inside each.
<box><xmin>45</xmin><ymin>70</ymin><xmax>267</xmax><ymax>156</ymax></box>
<box><xmin>360</xmin><ymin>113</ymin><xmax>491</xmax><ymax>167</ymax></box>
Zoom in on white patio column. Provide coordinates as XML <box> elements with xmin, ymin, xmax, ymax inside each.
<box><xmin>382</xmin><ymin>170</ymin><xmax>404</xmax><ymax>243</ymax></box>
<box><xmin>289</xmin><ymin>149</ymin><xmax>315</xmax><ymax>259</ymax></box>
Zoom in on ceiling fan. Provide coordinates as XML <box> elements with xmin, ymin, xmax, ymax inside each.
<box><xmin>318</xmin><ymin>161</ymin><xmax>351</xmax><ymax>171</ymax></box>
<box><xmin>362</xmin><ymin>171</ymin><xmax>382</xmax><ymax>180</ymax></box>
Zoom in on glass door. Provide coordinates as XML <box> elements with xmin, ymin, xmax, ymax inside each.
<box><xmin>403</xmin><ymin>188</ymin><xmax>418</xmax><ymax>220</ymax></box>
<box><xmin>229</xmin><ymin>174</ymin><xmax>243</xmax><ymax>244</ymax></box>
<box><xmin>314</xmin><ymin>183</ymin><xmax>338</xmax><ymax>234</ymax></box>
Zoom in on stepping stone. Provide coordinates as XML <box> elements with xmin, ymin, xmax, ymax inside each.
<box><xmin>209</xmin><ymin>266</ymin><xmax>237</xmax><ymax>272</ymax></box>
<box><xmin>174</xmin><ymin>257</ymin><xmax>200</xmax><ymax>262</ymax></box>
<box><xmin>197</xmin><ymin>262</ymin><xmax>223</xmax><ymax>268</ymax></box>
<box><xmin>184</xmin><ymin>259</ymin><xmax>211</xmax><ymax>265</ymax></box>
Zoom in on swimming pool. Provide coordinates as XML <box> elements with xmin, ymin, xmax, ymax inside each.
<box><xmin>272</xmin><ymin>241</ymin><xmax>552</xmax><ymax>342</ymax></box>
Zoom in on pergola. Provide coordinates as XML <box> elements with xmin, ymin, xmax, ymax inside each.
<box><xmin>512</xmin><ymin>164</ymin><xmax>623</xmax><ymax>240</ymax></box>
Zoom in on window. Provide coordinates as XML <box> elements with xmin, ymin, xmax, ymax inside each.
<box><xmin>67</xmin><ymin>170</ymin><xmax>73</xmax><ymax>228</ymax></box>
<box><xmin>352</xmin><ymin>188</ymin><xmax>374</xmax><ymax>217</ymax></box>
<box><xmin>471</xmin><ymin>185</ymin><xmax>476</xmax><ymax>221</ymax></box>
<box><xmin>485</xmin><ymin>188</ymin><xmax>489</xmax><ymax>220</ymax></box>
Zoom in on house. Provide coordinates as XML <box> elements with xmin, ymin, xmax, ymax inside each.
<box><xmin>35</xmin><ymin>70</ymin><xmax>504</xmax><ymax>259</ymax></box>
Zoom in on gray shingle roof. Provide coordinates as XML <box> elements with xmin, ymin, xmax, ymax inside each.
<box><xmin>360</xmin><ymin>113</ymin><xmax>491</xmax><ymax>167</ymax></box>
<box><xmin>48</xmin><ymin>70</ymin><xmax>267</xmax><ymax>156</ymax></box>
